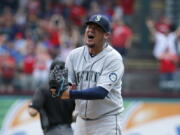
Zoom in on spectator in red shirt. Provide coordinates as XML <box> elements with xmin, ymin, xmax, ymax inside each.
<box><xmin>70</xmin><ymin>5</ymin><xmax>87</xmax><ymax>26</ymax></box>
<box><xmin>43</xmin><ymin>15</ymin><xmax>65</xmax><ymax>59</ymax></box>
<box><xmin>111</xmin><ymin>18</ymin><xmax>133</xmax><ymax>57</ymax></box>
<box><xmin>0</xmin><ymin>53</ymin><xmax>16</xmax><ymax>92</ymax></box>
<box><xmin>120</xmin><ymin>0</ymin><xmax>135</xmax><ymax>15</ymax></box>
<box><xmin>146</xmin><ymin>19</ymin><xmax>179</xmax><ymax>89</ymax></box>
<box><xmin>21</xmin><ymin>41</ymin><xmax>36</xmax><ymax>91</ymax></box>
<box><xmin>118</xmin><ymin>0</ymin><xmax>136</xmax><ymax>26</ymax></box>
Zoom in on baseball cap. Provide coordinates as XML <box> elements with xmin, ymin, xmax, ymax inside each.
<box><xmin>85</xmin><ymin>14</ymin><xmax>111</xmax><ymax>33</ymax></box>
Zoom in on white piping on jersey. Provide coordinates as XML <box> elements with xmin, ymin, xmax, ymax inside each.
<box><xmin>82</xmin><ymin>45</ymin><xmax>108</xmax><ymax>118</ymax></box>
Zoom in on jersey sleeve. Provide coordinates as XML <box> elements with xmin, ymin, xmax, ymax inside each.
<box><xmin>65</xmin><ymin>53</ymin><xmax>76</xmax><ymax>84</ymax></box>
<box><xmin>97</xmin><ymin>59</ymin><xmax>124</xmax><ymax>92</ymax></box>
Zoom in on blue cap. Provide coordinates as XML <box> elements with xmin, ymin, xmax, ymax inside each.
<box><xmin>86</xmin><ymin>14</ymin><xmax>111</xmax><ymax>33</ymax></box>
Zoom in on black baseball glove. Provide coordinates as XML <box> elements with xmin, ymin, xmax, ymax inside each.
<box><xmin>49</xmin><ymin>59</ymin><xmax>68</xmax><ymax>97</ymax></box>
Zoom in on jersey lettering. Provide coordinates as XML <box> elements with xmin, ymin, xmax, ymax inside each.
<box><xmin>76</xmin><ymin>71</ymin><xmax>101</xmax><ymax>84</ymax></box>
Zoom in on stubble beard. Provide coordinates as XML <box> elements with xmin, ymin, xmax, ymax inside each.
<box><xmin>87</xmin><ymin>44</ymin><xmax>95</xmax><ymax>48</ymax></box>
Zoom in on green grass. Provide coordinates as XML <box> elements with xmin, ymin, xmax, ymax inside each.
<box><xmin>0</xmin><ymin>98</ymin><xmax>16</xmax><ymax>129</ymax></box>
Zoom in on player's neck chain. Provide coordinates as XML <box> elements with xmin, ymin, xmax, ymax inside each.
<box><xmin>89</xmin><ymin>53</ymin><xmax>96</xmax><ymax>57</ymax></box>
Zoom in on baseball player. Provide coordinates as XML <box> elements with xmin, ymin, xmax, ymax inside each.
<box><xmin>50</xmin><ymin>14</ymin><xmax>124</xmax><ymax>135</ymax></box>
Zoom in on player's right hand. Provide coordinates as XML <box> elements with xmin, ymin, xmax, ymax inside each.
<box><xmin>60</xmin><ymin>83</ymin><xmax>77</xmax><ymax>99</ymax></box>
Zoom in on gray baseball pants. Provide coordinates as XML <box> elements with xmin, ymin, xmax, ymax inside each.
<box><xmin>74</xmin><ymin>114</ymin><xmax>122</xmax><ymax>135</ymax></box>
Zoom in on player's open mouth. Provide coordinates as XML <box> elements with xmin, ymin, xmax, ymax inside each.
<box><xmin>88</xmin><ymin>35</ymin><xmax>95</xmax><ymax>39</ymax></box>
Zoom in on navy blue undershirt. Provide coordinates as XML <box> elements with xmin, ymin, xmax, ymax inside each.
<box><xmin>69</xmin><ymin>86</ymin><xmax>108</xmax><ymax>100</ymax></box>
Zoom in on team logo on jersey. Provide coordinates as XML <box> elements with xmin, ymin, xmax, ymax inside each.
<box><xmin>109</xmin><ymin>73</ymin><xmax>117</xmax><ymax>82</ymax></box>
<box><xmin>95</xmin><ymin>15</ymin><xmax>101</xmax><ymax>22</ymax></box>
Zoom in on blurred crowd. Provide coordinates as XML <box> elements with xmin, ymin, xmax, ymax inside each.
<box><xmin>146</xmin><ymin>16</ymin><xmax>180</xmax><ymax>90</ymax></box>
<box><xmin>0</xmin><ymin>0</ymin><xmax>135</xmax><ymax>93</ymax></box>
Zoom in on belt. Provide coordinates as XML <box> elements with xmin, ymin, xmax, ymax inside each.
<box><xmin>80</xmin><ymin>112</ymin><xmax>122</xmax><ymax>121</ymax></box>
<box><xmin>80</xmin><ymin>116</ymin><xmax>102</xmax><ymax>121</ymax></box>
<box><xmin>81</xmin><ymin>117</ymin><xmax>95</xmax><ymax>121</ymax></box>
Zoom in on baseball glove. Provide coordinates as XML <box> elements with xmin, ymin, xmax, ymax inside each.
<box><xmin>49</xmin><ymin>59</ymin><xmax>68</xmax><ymax>97</ymax></box>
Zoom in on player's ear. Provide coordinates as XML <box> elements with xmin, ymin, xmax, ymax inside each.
<box><xmin>104</xmin><ymin>32</ymin><xmax>110</xmax><ymax>40</ymax></box>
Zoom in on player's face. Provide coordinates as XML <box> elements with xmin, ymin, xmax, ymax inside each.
<box><xmin>84</xmin><ymin>23</ymin><xmax>106</xmax><ymax>48</ymax></box>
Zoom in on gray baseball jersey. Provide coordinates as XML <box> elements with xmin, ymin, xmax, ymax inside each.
<box><xmin>65</xmin><ymin>43</ymin><xmax>124</xmax><ymax>119</ymax></box>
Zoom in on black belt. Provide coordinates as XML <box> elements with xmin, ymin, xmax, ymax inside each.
<box><xmin>81</xmin><ymin>117</ymin><xmax>101</xmax><ymax>121</ymax></box>
<box><xmin>81</xmin><ymin>118</ymin><xmax>94</xmax><ymax>121</ymax></box>
<box><xmin>80</xmin><ymin>112</ymin><xmax>121</xmax><ymax>121</ymax></box>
